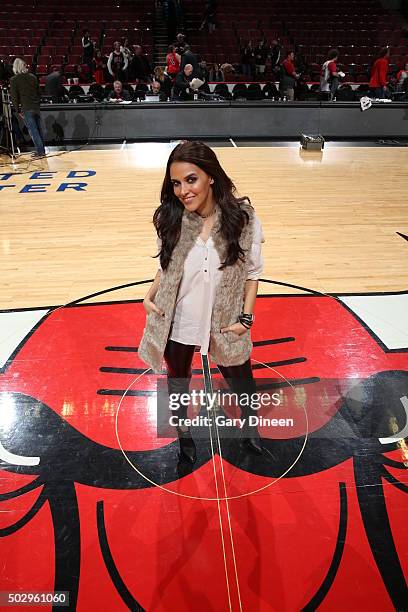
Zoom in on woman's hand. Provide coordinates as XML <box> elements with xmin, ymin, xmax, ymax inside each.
<box><xmin>143</xmin><ymin>297</ymin><xmax>164</xmax><ymax>317</ymax></box>
<box><xmin>220</xmin><ymin>322</ymin><xmax>248</xmax><ymax>336</ymax></box>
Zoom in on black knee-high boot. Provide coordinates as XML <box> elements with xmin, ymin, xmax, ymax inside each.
<box><xmin>217</xmin><ymin>359</ymin><xmax>262</xmax><ymax>454</ymax></box>
<box><xmin>164</xmin><ymin>340</ymin><xmax>197</xmax><ymax>463</ymax></box>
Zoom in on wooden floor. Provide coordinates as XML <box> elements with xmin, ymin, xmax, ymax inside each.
<box><xmin>1</xmin><ymin>143</ymin><xmax>407</xmax><ymax>309</ymax></box>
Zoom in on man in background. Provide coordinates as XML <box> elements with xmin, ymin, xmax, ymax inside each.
<box><xmin>130</xmin><ymin>45</ymin><xmax>151</xmax><ymax>81</ymax></box>
<box><xmin>279</xmin><ymin>50</ymin><xmax>299</xmax><ymax>101</ymax></box>
<box><xmin>82</xmin><ymin>30</ymin><xmax>95</xmax><ymax>73</ymax></box>
<box><xmin>10</xmin><ymin>58</ymin><xmax>45</xmax><ymax>158</ymax></box>
<box><xmin>369</xmin><ymin>46</ymin><xmax>390</xmax><ymax>98</ymax></box>
<box><xmin>180</xmin><ymin>44</ymin><xmax>198</xmax><ymax>76</ymax></box>
<box><xmin>172</xmin><ymin>63</ymin><xmax>193</xmax><ymax>100</ymax></box>
<box><xmin>320</xmin><ymin>48</ymin><xmax>343</xmax><ymax>101</ymax></box>
<box><xmin>270</xmin><ymin>39</ymin><xmax>282</xmax><ymax>74</ymax></box>
<box><xmin>147</xmin><ymin>81</ymin><xmax>167</xmax><ymax>101</ymax></box>
<box><xmin>109</xmin><ymin>80</ymin><xmax>132</xmax><ymax>102</ymax></box>
<box><xmin>45</xmin><ymin>66</ymin><xmax>67</xmax><ymax>103</ymax></box>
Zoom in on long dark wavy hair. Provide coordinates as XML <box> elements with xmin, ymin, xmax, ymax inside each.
<box><xmin>153</xmin><ymin>141</ymin><xmax>252</xmax><ymax>270</ymax></box>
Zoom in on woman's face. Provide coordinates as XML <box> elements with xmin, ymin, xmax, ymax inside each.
<box><xmin>170</xmin><ymin>162</ymin><xmax>214</xmax><ymax>214</ymax></box>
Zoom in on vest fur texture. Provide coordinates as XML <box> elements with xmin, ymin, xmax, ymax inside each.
<box><xmin>138</xmin><ymin>203</ymin><xmax>255</xmax><ymax>373</ymax></box>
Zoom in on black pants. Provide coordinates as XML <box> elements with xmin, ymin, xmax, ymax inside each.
<box><xmin>164</xmin><ymin>339</ymin><xmax>256</xmax><ymax>421</ymax></box>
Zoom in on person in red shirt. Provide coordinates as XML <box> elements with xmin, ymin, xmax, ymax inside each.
<box><xmin>166</xmin><ymin>45</ymin><xmax>181</xmax><ymax>80</ymax></box>
<box><xmin>369</xmin><ymin>46</ymin><xmax>390</xmax><ymax>98</ymax></box>
<box><xmin>279</xmin><ymin>50</ymin><xmax>299</xmax><ymax>100</ymax></box>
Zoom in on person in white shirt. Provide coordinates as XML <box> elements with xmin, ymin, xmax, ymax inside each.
<box><xmin>140</xmin><ymin>141</ymin><xmax>265</xmax><ymax>462</ymax></box>
<box><xmin>107</xmin><ymin>42</ymin><xmax>128</xmax><ymax>82</ymax></box>
<box><xmin>320</xmin><ymin>48</ymin><xmax>344</xmax><ymax>101</ymax></box>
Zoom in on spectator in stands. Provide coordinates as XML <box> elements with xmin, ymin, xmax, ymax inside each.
<box><xmin>121</xmin><ymin>38</ymin><xmax>133</xmax><ymax>82</ymax></box>
<box><xmin>10</xmin><ymin>58</ymin><xmax>45</xmax><ymax>158</ymax></box>
<box><xmin>220</xmin><ymin>63</ymin><xmax>235</xmax><ymax>81</ymax></box>
<box><xmin>174</xmin><ymin>33</ymin><xmax>187</xmax><ymax>55</ymax></box>
<box><xmin>369</xmin><ymin>46</ymin><xmax>390</xmax><ymax>98</ymax></box>
<box><xmin>107</xmin><ymin>41</ymin><xmax>128</xmax><ymax>83</ymax></box>
<box><xmin>172</xmin><ymin>63</ymin><xmax>193</xmax><ymax>100</ymax></box>
<box><xmin>200</xmin><ymin>0</ymin><xmax>217</xmax><ymax>34</ymax></box>
<box><xmin>72</xmin><ymin>64</ymin><xmax>88</xmax><ymax>84</ymax></box>
<box><xmin>320</xmin><ymin>49</ymin><xmax>342</xmax><ymax>101</ymax></box>
<box><xmin>269</xmin><ymin>39</ymin><xmax>282</xmax><ymax>74</ymax></box>
<box><xmin>294</xmin><ymin>45</ymin><xmax>306</xmax><ymax>74</ymax></box>
<box><xmin>279</xmin><ymin>50</ymin><xmax>299</xmax><ymax>101</ymax></box>
<box><xmin>153</xmin><ymin>66</ymin><xmax>173</xmax><ymax>99</ymax></box>
<box><xmin>166</xmin><ymin>44</ymin><xmax>181</xmax><ymax>79</ymax></box>
<box><xmin>209</xmin><ymin>63</ymin><xmax>224</xmax><ymax>81</ymax></box>
<box><xmin>397</xmin><ymin>61</ymin><xmax>408</xmax><ymax>90</ymax></box>
<box><xmin>241</xmin><ymin>41</ymin><xmax>255</xmax><ymax>78</ymax></box>
<box><xmin>108</xmin><ymin>80</ymin><xmax>132</xmax><ymax>102</ymax></box>
<box><xmin>130</xmin><ymin>45</ymin><xmax>151</xmax><ymax>82</ymax></box>
<box><xmin>121</xmin><ymin>38</ymin><xmax>133</xmax><ymax>64</ymax></box>
<box><xmin>255</xmin><ymin>39</ymin><xmax>269</xmax><ymax>78</ymax></box>
<box><xmin>181</xmin><ymin>44</ymin><xmax>198</xmax><ymax>76</ymax></box>
<box><xmin>93</xmin><ymin>50</ymin><xmax>107</xmax><ymax>84</ymax></box>
<box><xmin>45</xmin><ymin>66</ymin><xmax>67</xmax><ymax>103</ymax></box>
<box><xmin>197</xmin><ymin>59</ymin><xmax>209</xmax><ymax>82</ymax></box>
<box><xmin>82</xmin><ymin>30</ymin><xmax>94</xmax><ymax>73</ymax></box>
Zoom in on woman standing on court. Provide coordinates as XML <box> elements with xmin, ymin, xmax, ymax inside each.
<box><xmin>139</xmin><ymin>141</ymin><xmax>264</xmax><ymax>462</ymax></box>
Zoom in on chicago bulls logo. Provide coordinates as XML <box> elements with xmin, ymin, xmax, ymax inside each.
<box><xmin>1</xmin><ymin>283</ymin><xmax>407</xmax><ymax>610</ymax></box>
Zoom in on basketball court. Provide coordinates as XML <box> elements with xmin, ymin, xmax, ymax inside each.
<box><xmin>0</xmin><ymin>141</ymin><xmax>407</xmax><ymax>610</ymax></box>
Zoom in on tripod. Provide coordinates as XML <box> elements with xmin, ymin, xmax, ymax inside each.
<box><xmin>0</xmin><ymin>87</ymin><xmax>19</xmax><ymax>160</ymax></box>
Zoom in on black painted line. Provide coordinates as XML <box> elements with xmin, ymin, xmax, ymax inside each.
<box><xmin>0</xmin><ymin>305</ymin><xmax>58</xmax><ymax>313</ymax></box>
<box><xmin>323</xmin><ymin>289</ymin><xmax>408</xmax><ymax>296</ymax></box>
<box><xmin>252</xmin><ymin>357</ymin><xmax>307</xmax><ymax>369</ymax></box>
<box><xmin>353</xmin><ymin>456</ymin><xmax>408</xmax><ymax>609</ymax></box>
<box><xmin>65</xmin><ymin>279</ymin><xmax>154</xmax><ymax>307</ymax></box>
<box><xmin>97</xmin><ymin>500</ymin><xmax>145</xmax><ymax>611</ymax></box>
<box><xmin>103</xmin><ymin>337</ymin><xmax>297</xmax><ymax>354</ymax></box>
<box><xmin>68</xmin><ymin>297</ymin><xmax>145</xmax><ymax>308</ymax></box>
<box><xmin>381</xmin><ymin>456</ymin><xmax>408</xmax><ymax>470</ymax></box>
<box><xmin>254</xmin><ymin>377</ymin><xmax>320</xmax><ymax>390</ymax></box>
<box><xmin>0</xmin><ymin>309</ymin><xmax>54</xmax><ymax>375</ymax></box>
<box><xmin>0</xmin><ymin>487</ymin><xmax>48</xmax><ymax>536</ymax></box>
<box><xmin>381</xmin><ymin>467</ymin><xmax>408</xmax><ymax>494</ymax></box>
<box><xmin>253</xmin><ymin>337</ymin><xmax>296</xmax><ymax>346</ymax></box>
<box><xmin>101</xmin><ymin>357</ymin><xmax>306</xmax><ymax>376</ymax></box>
<box><xmin>396</xmin><ymin>232</ymin><xmax>408</xmax><ymax>242</ymax></box>
<box><xmin>105</xmin><ymin>346</ymin><xmax>138</xmax><ymax>352</ymax></box>
<box><xmin>258</xmin><ymin>278</ymin><xmax>323</xmax><ymax>296</ymax></box>
<box><xmin>100</xmin><ymin>367</ymin><xmax>147</xmax><ymax>374</ymax></box>
<box><xmin>0</xmin><ymin>476</ymin><xmax>44</xmax><ymax>501</ymax></box>
<box><xmin>301</xmin><ymin>482</ymin><xmax>348</xmax><ymax>611</ymax></box>
<box><xmin>47</xmin><ymin>481</ymin><xmax>81</xmax><ymax>612</ymax></box>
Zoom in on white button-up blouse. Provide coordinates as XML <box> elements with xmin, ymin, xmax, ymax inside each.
<box><xmin>157</xmin><ymin>216</ymin><xmax>264</xmax><ymax>355</ymax></box>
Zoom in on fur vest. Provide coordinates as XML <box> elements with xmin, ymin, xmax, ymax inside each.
<box><xmin>138</xmin><ymin>203</ymin><xmax>255</xmax><ymax>373</ymax></box>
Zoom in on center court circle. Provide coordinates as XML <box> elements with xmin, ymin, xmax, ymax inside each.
<box><xmin>114</xmin><ymin>362</ymin><xmax>309</xmax><ymax>501</ymax></box>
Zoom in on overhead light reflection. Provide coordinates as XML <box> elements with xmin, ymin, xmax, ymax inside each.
<box><xmin>0</xmin><ymin>393</ymin><xmax>17</xmax><ymax>433</ymax></box>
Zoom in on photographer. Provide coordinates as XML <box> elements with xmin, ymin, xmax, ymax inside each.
<box><xmin>10</xmin><ymin>58</ymin><xmax>45</xmax><ymax>158</ymax></box>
